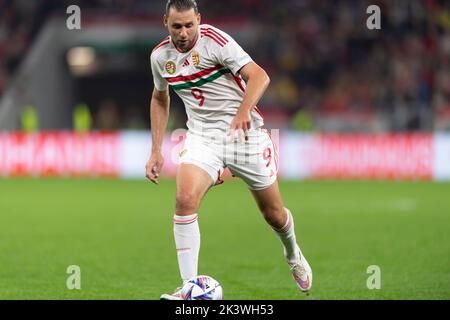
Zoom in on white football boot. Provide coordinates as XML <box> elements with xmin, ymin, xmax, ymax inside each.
<box><xmin>290</xmin><ymin>249</ymin><xmax>313</xmax><ymax>292</ymax></box>
<box><xmin>160</xmin><ymin>287</ymin><xmax>183</xmax><ymax>300</ymax></box>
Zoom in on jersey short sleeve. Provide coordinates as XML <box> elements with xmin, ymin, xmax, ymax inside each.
<box><xmin>150</xmin><ymin>52</ymin><xmax>168</xmax><ymax>91</ymax></box>
<box><xmin>213</xmin><ymin>30</ymin><xmax>253</xmax><ymax>75</ymax></box>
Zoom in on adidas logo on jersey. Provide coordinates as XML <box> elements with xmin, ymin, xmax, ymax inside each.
<box><xmin>182</xmin><ymin>59</ymin><xmax>190</xmax><ymax>67</ymax></box>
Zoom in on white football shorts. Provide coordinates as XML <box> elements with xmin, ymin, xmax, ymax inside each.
<box><xmin>178</xmin><ymin>128</ymin><xmax>278</xmax><ymax>190</ymax></box>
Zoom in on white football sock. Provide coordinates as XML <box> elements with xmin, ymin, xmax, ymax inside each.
<box><xmin>173</xmin><ymin>213</ymin><xmax>200</xmax><ymax>283</ymax></box>
<box><xmin>272</xmin><ymin>208</ymin><xmax>302</xmax><ymax>265</ymax></box>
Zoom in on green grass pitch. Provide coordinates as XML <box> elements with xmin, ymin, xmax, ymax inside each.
<box><xmin>0</xmin><ymin>178</ymin><xmax>449</xmax><ymax>299</ymax></box>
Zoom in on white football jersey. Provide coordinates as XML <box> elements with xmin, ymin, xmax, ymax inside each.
<box><xmin>150</xmin><ymin>24</ymin><xmax>264</xmax><ymax>137</ymax></box>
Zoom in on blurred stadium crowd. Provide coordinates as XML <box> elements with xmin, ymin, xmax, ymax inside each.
<box><xmin>1</xmin><ymin>0</ymin><xmax>450</xmax><ymax>132</ymax></box>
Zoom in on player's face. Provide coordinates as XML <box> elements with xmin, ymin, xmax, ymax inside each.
<box><xmin>164</xmin><ymin>8</ymin><xmax>200</xmax><ymax>52</ymax></box>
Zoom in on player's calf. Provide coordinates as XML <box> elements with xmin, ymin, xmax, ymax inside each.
<box><xmin>260</xmin><ymin>205</ymin><xmax>288</xmax><ymax>230</ymax></box>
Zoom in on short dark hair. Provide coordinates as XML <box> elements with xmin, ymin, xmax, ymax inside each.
<box><xmin>166</xmin><ymin>0</ymin><xmax>199</xmax><ymax>15</ymax></box>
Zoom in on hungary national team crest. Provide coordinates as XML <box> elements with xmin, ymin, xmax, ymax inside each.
<box><xmin>192</xmin><ymin>51</ymin><xmax>200</xmax><ymax>67</ymax></box>
<box><xmin>165</xmin><ymin>61</ymin><xmax>176</xmax><ymax>74</ymax></box>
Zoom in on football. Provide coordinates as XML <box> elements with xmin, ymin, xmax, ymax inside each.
<box><xmin>180</xmin><ymin>275</ymin><xmax>223</xmax><ymax>300</ymax></box>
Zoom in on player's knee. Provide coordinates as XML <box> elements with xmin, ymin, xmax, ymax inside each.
<box><xmin>261</xmin><ymin>206</ymin><xmax>285</xmax><ymax>229</ymax></box>
<box><xmin>175</xmin><ymin>192</ymin><xmax>199</xmax><ymax>214</ymax></box>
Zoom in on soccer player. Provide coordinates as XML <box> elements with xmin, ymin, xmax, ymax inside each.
<box><xmin>146</xmin><ymin>0</ymin><xmax>312</xmax><ymax>300</ymax></box>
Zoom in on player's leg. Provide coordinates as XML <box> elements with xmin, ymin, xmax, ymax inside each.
<box><xmin>250</xmin><ymin>181</ymin><xmax>312</xmax><ymax>292</ymax></box>
<box><xmin>161</xmin><ymin>133</ymin><xmax>224</xmax><ymax>300</ymax></box>
<box><xmin>174</xmin><ymin>163</ymin><xmax>213</xmax><ymax>282</ymax></box>
<box><xmin>225</xmin><ymin>128</ymin><xmax>312</xmax><ymax>291</ymax></box>
<box><xmin>161</xmin><ymin>163</ymin><xmax>214</xmax><ymax>300</ymax></box>
<box><xmin>250</xmin><ymin>181</ymin><xmax>300</xmax><ymax>263</ymax></box>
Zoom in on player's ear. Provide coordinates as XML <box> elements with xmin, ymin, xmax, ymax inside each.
<box><xmin>163</xmin><ymin>14</ymin><xmax>168</xmax><ymax>27</ymax></box>
<box><xmin>197</xmin><ymin>13</ymin><xmax>201</xmax><ymax>24</ymax></box>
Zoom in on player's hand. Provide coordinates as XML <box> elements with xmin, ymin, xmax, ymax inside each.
<box><xmin>229</xmin><ymin>109</ymin><xmax>251</xmax><ymax>143</ymax></box>
<box><xmin>145</xmin><ymin>152</ymin><xmax>164</xmax><ymax>184</ymax></box>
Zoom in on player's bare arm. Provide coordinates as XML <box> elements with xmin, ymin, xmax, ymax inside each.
<box><xmin>229</xmin><ymin>62</ymin><xmax>270</xmax><ymax>140</ymax></box>
<box><xmin>146</xmin><ymin>87</ymin><xmax>170</xmax><ymax>184</ymax></box>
